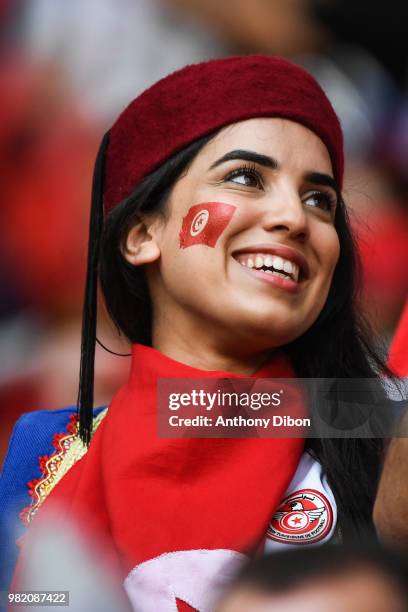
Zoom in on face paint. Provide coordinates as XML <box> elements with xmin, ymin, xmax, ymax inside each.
<box><xmin>179</xmin><ymin>202</ymin><xmax>236</xmax><ymax>249</ymax></box>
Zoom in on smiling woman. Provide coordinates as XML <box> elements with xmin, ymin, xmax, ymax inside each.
<box><xmin>134</xmin><ymin>119</ymin><xmax>341</xmax><ymax>356</ymax></box>
<box><xmin>2</xmin><ymin>56</ymin><xmax>390</xmax><ymax>611</ymax></box>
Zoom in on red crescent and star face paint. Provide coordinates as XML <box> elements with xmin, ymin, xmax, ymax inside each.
<box><xmin>179</xmin><ymin>202</ymin><xmax>236</xmax><ymax>249</ymax></box>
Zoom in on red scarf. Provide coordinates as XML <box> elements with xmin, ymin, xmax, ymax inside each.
<box><xmin>18</xmin><ymin>345</ymin><xmax>304</xmax><ymax>611</ymax></box>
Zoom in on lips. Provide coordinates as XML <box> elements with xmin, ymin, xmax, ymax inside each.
<box><xmin>232</xmin><ymin>244</ymin><xmax>309</xmax><ymax>282</ymax></box>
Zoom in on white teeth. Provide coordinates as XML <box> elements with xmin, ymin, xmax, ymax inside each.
<box><xmin>237</xmin><ymin>252</ymin><xmax>301</xmax><ymax>282</ymax></box>
<box><xmin>273</xmin><ymin>256</ymin><xmax>284</xmax><ymax>271</ymax></box>
<box><xmin>283</xmin><ymin>260</ymin><xmax>293</xmax><ymax>274</ymax></box>
<box><xmin>255</xmin><ymin>256</ymin><xmax>264</xmax><ymax>269</ymax></box>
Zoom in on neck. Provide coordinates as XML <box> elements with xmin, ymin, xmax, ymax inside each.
<box><xmin>152</xmin><ymin>324</ymin><xmax>274</xmax><ymax>376</ymax></box>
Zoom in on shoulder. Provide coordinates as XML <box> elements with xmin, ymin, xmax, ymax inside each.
<box><xmin>0</xmin><ymin>406</ymin><xmax>106</xmax><ymax>590</ymax></box>
<box><xmin>0</xmin><ymin>408</ymin><xmax>79</xmax><ymax>509</ymax></box>
<box><xmin>1</xmin><ymin>407</ymin><xmax>106</xmax><ymax>488</ymax></box>
<box><xmin>0</xmin><ymin>406</ymin><xmax>107</xmax><ymax>516</ymax></box>
<box><xmin>2</xmin><ymin>408</ymin><xmax>79</xmax><ymax>472</ymax></box>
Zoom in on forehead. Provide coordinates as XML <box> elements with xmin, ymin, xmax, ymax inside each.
<box><xmin>195</xmin><ymin>117</ymin><xmax>334</xmax><ymax>176</ymax></box>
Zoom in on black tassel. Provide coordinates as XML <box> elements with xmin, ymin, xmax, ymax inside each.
<box><xmin>77</xmin><ymin>131</ymin><xmax>110</xmax><ymax>445</ymax></box>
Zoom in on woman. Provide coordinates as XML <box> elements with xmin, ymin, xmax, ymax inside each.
<box><xmin>2</xmin><ymin>56</ymin><xmax>387</xmax><ymax>610</ymax></box>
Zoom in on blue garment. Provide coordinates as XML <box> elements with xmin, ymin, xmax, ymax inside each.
<box><xmin>0</xmin><ymin>407</ymin><xmax>104</xmax><ymax>592</ymax></box>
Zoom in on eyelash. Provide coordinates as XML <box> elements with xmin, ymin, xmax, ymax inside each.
<box><xmin>223</xmin><ymin>165</ymin><xmax>337</xmax><ymax>213</ymax></box>
<box><xmin>303</xmin><ymin>190</ymin><xmax>337</xmax><ymax>213</ymax></box>
<box><xmin>223</xmin><ymin>164</ymin><xmax>264</xmax><ymax>189</ymax></box>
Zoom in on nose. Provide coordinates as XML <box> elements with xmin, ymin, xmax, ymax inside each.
<box><xmin>261</xmin><ymin>181</ymin><xmax>309</xmax><ymax>241</ymax></box>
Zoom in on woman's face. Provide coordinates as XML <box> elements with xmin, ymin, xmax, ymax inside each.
<box><xmin>128</xmin><ymin>118</ymin><xmax>340</xmax><ymax>357</ymax></box>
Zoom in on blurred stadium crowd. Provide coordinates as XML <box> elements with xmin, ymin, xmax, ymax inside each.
<box><xmin>0</xmin><ymin>0</ymin><xmax>407</xmax><ymax>463</ymax></box>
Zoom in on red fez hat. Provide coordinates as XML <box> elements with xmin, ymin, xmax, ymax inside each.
<box><xmin>105</xmin><ymin>55</ymin><xmax>343</xmax><ymax>213</ymax></box>
<box><xmin>78</xmin><ymin>55</ymin><xmax>344</xmax><ymax>443</ymax></box>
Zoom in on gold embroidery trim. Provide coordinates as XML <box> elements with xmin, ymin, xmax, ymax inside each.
<box><xmin>20</xmin><ymin>408</ymin><xmax>108</xmax><ymax>526</ymax></box>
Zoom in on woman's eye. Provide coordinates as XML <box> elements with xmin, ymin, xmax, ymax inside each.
<box><xmin>303</xmin><ymin>191</ymin><xmax>336</xmax><ymax>213</ymax></box>
<box><xmin>224</xmin><ymin>165</ymin><xmax>263</xmax><ymax>189</ymax></box>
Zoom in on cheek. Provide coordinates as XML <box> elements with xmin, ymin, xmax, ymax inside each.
<box><xmin>329</xmin><ymin>234</ymin><xmax>340</xmax><ymax>275</ymax></box>
<box><xmin>179</xmin><ymin>202</ymin><xmax>236</xmax><ymax>248</ymax></box>
<box><xmin>317</xmin><ymin>226</ymin><xmax>340</xmax><ymax>278</ymax></box>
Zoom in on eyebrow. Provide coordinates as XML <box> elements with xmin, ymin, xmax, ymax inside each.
<box><xmin>209</xmin><ymin>149</ymin><xmax>339</xmax><ymax>193</ymax></box>
<box><xmin>209</xmin><ymin>149</ymin><xmax>278</xmax><ymax>170</ymax></box>
<box><xmin>304</xmin><ymin>172</ymin><xmax>339</xmax><ymax>193</ymax></box>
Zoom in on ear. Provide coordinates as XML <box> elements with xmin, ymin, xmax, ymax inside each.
<box><xmin>122</xmin><ymin>220</ymin><xmax>161</xmax><ymax>266</ymax></box>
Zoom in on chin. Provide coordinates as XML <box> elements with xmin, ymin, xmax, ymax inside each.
<box><xmin>225</xmin><ymin>310</ymin><xmax>311</xmax><ymax>350</ymax></box>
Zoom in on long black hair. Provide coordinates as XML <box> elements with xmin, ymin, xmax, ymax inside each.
<box><xmin>80</xmin><ymin>130</ymin><xmax>390</xmax><ymax>541</ymax></box>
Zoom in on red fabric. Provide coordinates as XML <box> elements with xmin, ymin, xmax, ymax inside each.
<box><xmin>388</xmin><ymin>301</ymin><xmax>408</xmax><ymax>376</ymax></box>
<box><xmin>19</xmin><ymin>345</ymin><xmax>304</xmax><ymax>606</ymax></box>
<box><xmin>105</xmin><ymin>56</ymin><xmax>343</xmax><ymax>213</ymax></box>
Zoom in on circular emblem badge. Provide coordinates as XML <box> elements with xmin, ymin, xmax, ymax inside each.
<box><xmin>190</xmin><ymin>209</ymin><xmax>209</xmax><ymax>236</ymax></box>
<box><xmin>266</xmin><ymin>488</ymin><xmax>333</xmax><ymax>544</ymax></box>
